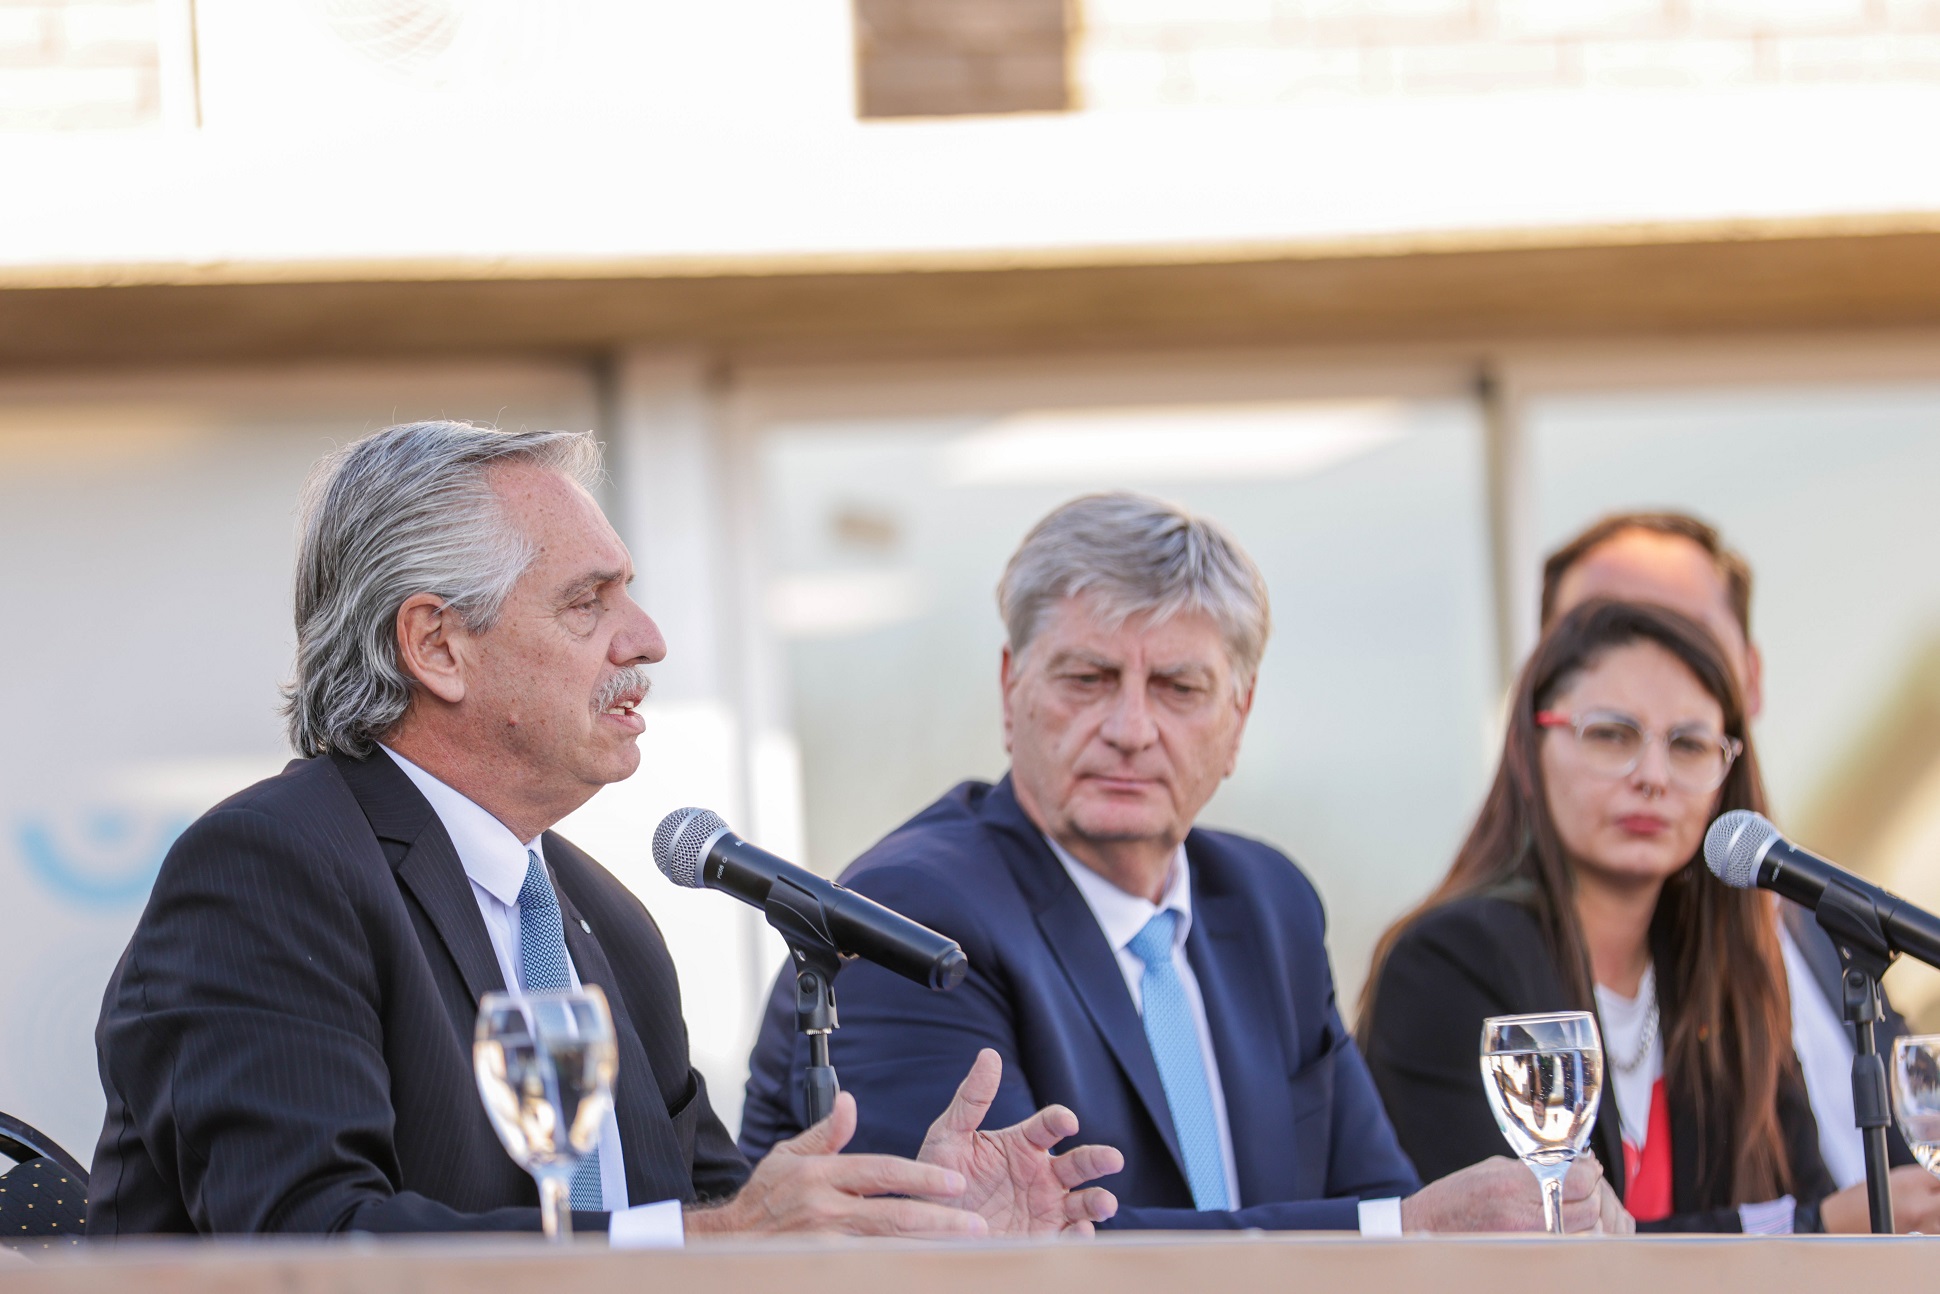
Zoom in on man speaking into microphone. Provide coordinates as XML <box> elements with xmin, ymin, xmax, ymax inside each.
<box><xmin>90</xmin><ymin>421</ymin><xmax>1121</xmax><ymax>1240</ymax></box>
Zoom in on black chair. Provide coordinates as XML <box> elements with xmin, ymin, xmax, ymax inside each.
<box><xmin>0</xmin><ymin>1113</ymin><xmax>88</xmax><ymax>1251</ymax></box>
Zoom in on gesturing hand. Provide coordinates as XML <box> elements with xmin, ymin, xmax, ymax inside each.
<box><xmin>686</xmin><ymin>1091</ymin><xmax>986</xmax><ymax>1238</ymax></box>
<box><xmin>916</xmin><ymin>1049</ymin><xmax>1124</xmax><ymax>1236</ymax></box>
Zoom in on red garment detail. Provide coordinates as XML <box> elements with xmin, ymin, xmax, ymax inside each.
<box><xmin>1620</xmin><ymin>1079</ymin><xmax>1674</xmax><ymax>1223</ymax></box>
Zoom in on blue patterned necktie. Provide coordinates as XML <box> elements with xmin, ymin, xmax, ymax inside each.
<box><xmin>519</xmin><ymin>849</ymin><xmax>605</xmax><ymax>1213</ymax></box>
<box><xmin>1125</xmin><ymin>909</ymin><xmax>1230</xmax><ymax>1210</ymax></box>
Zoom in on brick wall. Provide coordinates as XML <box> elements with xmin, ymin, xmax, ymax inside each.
<box><xmin>7</xmin><ymin>1</ymin><xmax>1935</xmax><ymax>130</ymax></box>
<box><xmin>856</xmin><ymin>0</ymin><xmax>1071</xmax><ymax>117</ymax></box>
<box><xmin>1078</xmin><ymin>0</ymin><xmax>1940</xmax><ymax>109</ymax></box>
<box><xmin>0</xmin><ymin>0</ymin><xmax>159</xmax><ymax>129</ymax></box>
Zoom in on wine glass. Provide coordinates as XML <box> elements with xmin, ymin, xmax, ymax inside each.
<box><xmin>1893</xmin><ymin>1034</ymin><xmax>1940</xmax><ymax>1179</ymax></box>
<box><xmin>1480</xmin><ymin>1011</ymin><xmax>1604</xmax><ymax>1235</ymax></box>
<box><xmin>474</xmin><ymin>986</ymin><xmax>619</xmax><ymax>1241</ymax></box>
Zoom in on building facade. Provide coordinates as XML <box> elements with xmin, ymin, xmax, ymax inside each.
<box><xmin>5</xmin><ymin>0</ymin><xmax>1940</xmax><ymax>1162</ymax></box>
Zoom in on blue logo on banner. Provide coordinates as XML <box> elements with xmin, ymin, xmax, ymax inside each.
<box><xmin>18</xmin><ymin>810</ymin><xmax>187</xmax><ymax>908</ymax></box>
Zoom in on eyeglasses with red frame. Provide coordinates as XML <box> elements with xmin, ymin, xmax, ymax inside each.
<box><xmin>1535</xmin><ymin>709</ymin><xmax>1743</xmax><ymax>793</ymax></box>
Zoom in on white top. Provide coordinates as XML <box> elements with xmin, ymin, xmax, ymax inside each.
<box><xmin>1593</xmin><ymin>961</ymin><xmax>1797</xmax><ymax>1235</ymax></box>
<box><xmin>1045</xmin><ymin>835</ymin><xmax>1403</xmax><ymax>1235</ymax></box>
<box><xmin>380</xmin><ymin>746</ymin><xmax>682</xmax><ymax>1248</ymax></box>
<box><xmin>1779</xmin><ymin>921</ymin><xmax>1869</xmax><ymax>1191</ymax></box>
<box><xmin>1594</xmin><ymin>966</ymin><xmax>1664</xmax><ymax>1152</ymax></box>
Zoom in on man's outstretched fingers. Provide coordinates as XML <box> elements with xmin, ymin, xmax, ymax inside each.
<box><xmin>1051</xmin><ymin>1143</ymin><xmax>1125</xmax><ymax>1189</ymax></box>
<box><xmin>930</xmin><ymin>1048</ymin><xmax>1005</xmax><ymax>1137</ymax></box>
<box><xmin>1012</xmin><ymin>1103</ymin><xmax>1082</xmax><ymax>1153</ymax></box>
<box><xmin>773</xmin><ymin>1090</ymin><xmax>859</xmax><ymax>1158</ymax></box>
<box><xmin>1064</xmin><ymin>1186</ymin><xmax>1118</xmax><ymax>1224</ymax></box>
<box><xmin>825</xmin><ymin>1152</ymin><xmax>967</xmax><ymax>1201</ymax></box>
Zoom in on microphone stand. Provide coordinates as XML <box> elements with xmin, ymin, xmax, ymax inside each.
<box><xmin>1815</xmin><ymin>875</ymin><xmax>1898</xmax><ymax>1235</ymax></box>
<box><xmin>762</xmin><ymin>876</ymin><xmax>852</xmax><ymax>1126</ymax></box>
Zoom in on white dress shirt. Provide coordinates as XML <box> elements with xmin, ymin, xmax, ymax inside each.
<box><xmin>381</xmin><ymin>746</ymin><xmax>683</xmax><ymax>1248</ymax></box>
<box><xmin>1045</xmin><ymin>835</ymin><xmax>1402</xmax><ymax>1235</ymax></box>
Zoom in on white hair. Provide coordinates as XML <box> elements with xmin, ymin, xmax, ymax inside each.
<box><xmin>997</xmin><ymin>491</ymin><xmax>1272</xmax><ymax>691</ymax></box>
<box><xmin>282</xmin><ymin>420</ymin><xmax>603</xmax><ymax>758</ymax></box>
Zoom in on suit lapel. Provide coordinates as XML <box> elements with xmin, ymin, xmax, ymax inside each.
<box><xmin>982</xmin><ymin>779</ymin><xmax>1190</xmax><ymax>1186</ymax></box>
<box><xmin>553</xmin><ymin>871</ymin><xmax>689</xmax><ymax>1206</ymax></box>
<box><xmin>1186</xmin><ymin>853</ymin><xmax>1293</xmax><ymax>1207</ymax></box>
<box><xmin>334</xmin><ymin>752</ymin><xmax>505</xmax><ymax>1009</ymax></box>
<box><xmin>336</xmin><ymin>753</ymin><xmax>698</xmax><ymax>1205</ymax></box>
<box><xmin>1034</xmin><ymin>885</ymin><xmax>1189</xmax><ymax>1178</ymax></box>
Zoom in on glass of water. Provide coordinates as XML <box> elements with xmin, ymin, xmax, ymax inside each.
<box><xmin>475</xmin><ymin>986</ymin><xmax>619</xmax><ymax>1241</ymax></box>
<box><xmin>1893</xmin><ymin>1034</ymin><xmax>1940</xmax><ymax>1179</ymax></box>
<box><xmin>1481</xmin><ymin>1011</ymin><xmax>1604</xmax><ymax>1235</ymax></box>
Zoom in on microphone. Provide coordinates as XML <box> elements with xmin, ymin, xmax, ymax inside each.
<box><xmin>1704</xmin><ymin>809</ymin><xmax>1940</xmax><ymax>970</ymax></box>
<box><xmin>651</xmin><ymin>807</ymin><xmax>968</xmax><ymax>992</ymax></box>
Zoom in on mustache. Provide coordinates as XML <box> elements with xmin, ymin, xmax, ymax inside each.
<box><xmin>594</xmin><ymin>665</ymin><xmax>653</xmax><ymax>711</ymax></box>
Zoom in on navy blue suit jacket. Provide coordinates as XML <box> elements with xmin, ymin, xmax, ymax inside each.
<box><xmin>739</xmin><ymin>777</ymin><xmax>1420</xmax><ymax>1229</ymax></box>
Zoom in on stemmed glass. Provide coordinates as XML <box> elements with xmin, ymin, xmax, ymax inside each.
<box><xmin>1480</xmin><ymin>1011</ymin><xmax>1604</xmax><ymax>1235</ymax></box>
<box><xmin>474</xmin><ymin>986</ymin><xmax>619</xmax><ymax>1241</ymax></box>
<box><xmin>1892</xmin><ymin>1034</ymin><xmax>1940</xmax><ymax>1179</ymax></box>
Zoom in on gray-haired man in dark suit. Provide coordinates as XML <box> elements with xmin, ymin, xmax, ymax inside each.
<box><xmin>90</xmin><ymin>420</ymin><xmax>1119</xmax><ymax>1240</ymax></box>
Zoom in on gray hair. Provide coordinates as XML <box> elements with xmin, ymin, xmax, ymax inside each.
<box><xmin>997</xmin><ymin>491</ymin><xmax>1272</xmax><ymax>691</ymax></box>
<box><xmin>282</xmin><ymin>420</ymin><xmax>604</xmax><ymax>758</ymax></box>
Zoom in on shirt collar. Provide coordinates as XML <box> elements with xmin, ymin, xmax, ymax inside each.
<box><xmin>381</xmin><ymin>745</ymin><xmax>542</xmax><ymax>908</ymax></box>
<box><xmin>1044</xmin><ymin>833</ymin><xmax>1193</xmax><ymax>955</ymax></box>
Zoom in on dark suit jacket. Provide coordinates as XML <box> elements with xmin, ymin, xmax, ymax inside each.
<box><xmin>89</xmin><ymin>751</ymin><xmax>749</xmax><ymax>1235</ymax></box>
<box><xmin>1361</xmin><ymin>889</ymin><xmax>1837</xmax><ymax>1232</ymax></box>
<box><xmin>738</xmin><ymin>777</ymin><xmax>1421</xmax><ymax>1230</ymax></box>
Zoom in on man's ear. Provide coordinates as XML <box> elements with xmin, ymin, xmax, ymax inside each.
<box><xmin>1224</xmin><ymin>676</ymin><xmax>1257</xmax><ymax>778</ymax></box>
<box><xmin>396</xmin><ymin>594</ymin><xmax>467</xmax><ymax>705</ymax></box>
<box><xmin>1743</xmin><ymin>641</ymin><xmax>1766</xmax><ymax>721</ymax></box>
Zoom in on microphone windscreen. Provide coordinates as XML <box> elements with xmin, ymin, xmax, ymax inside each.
<box><xmin>1705</xmin><ymin>809</ymin><xmax>1780</xmax><ymax>889</ymax></box>
<box><xmin>653</xmin><ymin>807</ymin><xmax>729</xmax><ymax>888</ymax></box>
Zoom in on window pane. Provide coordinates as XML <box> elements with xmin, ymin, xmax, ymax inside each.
<box><xmin>758</xmin><ymin>395</ymin><xmax>1497</xmax><ymax>1009</ymax></box>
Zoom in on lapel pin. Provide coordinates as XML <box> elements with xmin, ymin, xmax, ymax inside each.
<box><xmin>579</xmin><ymin>919</ymin><xmax>591</xmax><ymax>934</ymax></box>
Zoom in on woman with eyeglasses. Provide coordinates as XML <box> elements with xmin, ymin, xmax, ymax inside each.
<box><xmin>1358</xmin><ymin>599</ymin><xmax>1838</xmax><ymax>1233</ymax></box>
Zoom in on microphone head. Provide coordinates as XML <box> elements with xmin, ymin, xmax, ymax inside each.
<box><xmin>933</xmin><ymin>947</ymin><xmax>969</xmax><ymax>993</ymax></box>
<box><xmin>652</xmin><ymin>807</ymin><xmax>731</xmax><ymax>889</ymax></box>
<box><xmin>1705</xmin><ymin>810</ymin><xmax>1781</xmax><ymax>889</ymax></box>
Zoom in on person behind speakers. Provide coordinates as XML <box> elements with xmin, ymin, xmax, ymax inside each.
<box><xmin>738</xmin><ymin>491</ymin><xmax>1628</xmax><ymax>1235</ymax></box>
<box><xmin>90</xmin><ymin>421</ymin><xmax>1120</xmax><ymax>1240</ymax></box>
<box><xmin>1541</xmin><ymin>511</ymin><xmax>1936</xmax><ymax>1230</ymax></box>
<box><xmin>1361</xmin><ymin>599</ymin><xmax>1836</xmax><ymax>1232</ymax></box>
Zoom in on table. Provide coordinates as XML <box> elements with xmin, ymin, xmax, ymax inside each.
<box><xmin>1</xmin><ymin>1232</ymin><xmax>1931</xmax><ymax>1294</ymax></box>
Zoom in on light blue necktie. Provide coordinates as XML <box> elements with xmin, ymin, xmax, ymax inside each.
<box><xmin>519</xmin><ymin>849</ymin><xmax>605</xmax><ymax>1213</ymax></box>
<box><xmin>1125</xmin><ymin>910</ymin><xmax>1230</xmax><ymax>1211</ymax></box>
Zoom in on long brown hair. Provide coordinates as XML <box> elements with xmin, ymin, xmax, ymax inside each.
<box><xmin>1363</xmin><ymin>599</ymin><xmax>1796</xmax><ymax>1203</ymax></box>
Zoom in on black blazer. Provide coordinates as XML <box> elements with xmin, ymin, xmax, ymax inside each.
<box><xmin>1361</xmin><ymin>889</ymin><xmax>1836</xmax><ymax>1232</ymax></box>
<box><xmin>89</xmin><ymin>751</ymin><xmax>749</xmax><ymax>1235</ymax></box>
